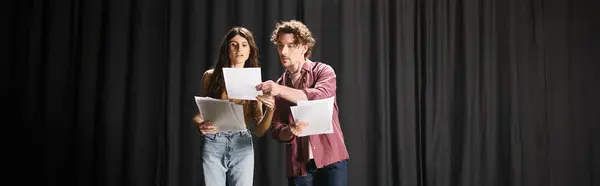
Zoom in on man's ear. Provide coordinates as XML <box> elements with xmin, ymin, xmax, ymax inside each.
<box><xmin>302</xmin><ymin>45</ymin><xmax>308</xmax><ymax>53</ymax></box>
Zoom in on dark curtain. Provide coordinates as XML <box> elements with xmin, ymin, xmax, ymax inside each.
<box><xmin>8</xmin><ymin>0</ymin><xmax>599</xmax><ymax>186</ymax></box>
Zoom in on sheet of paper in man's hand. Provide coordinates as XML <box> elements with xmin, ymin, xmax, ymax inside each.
<box><xmin>290</xmin><ymin>96</ymin><xmax>335</xmax><ymax>137</ymax></box>
<box><xmin>194</xmin><ymin>96</ymin><xmax>246</xmax><ymax>132</ymax></box>
<box><xmin>222</xmin><ymin>67</ymin><xmax>263</xmax><ymax>100</ymax></box>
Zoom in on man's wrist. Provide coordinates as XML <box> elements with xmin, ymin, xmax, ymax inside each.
<box><xmin>277</xmin><ymin>84</ymin><xmax>287</xmax><ymax>97</ymax></box>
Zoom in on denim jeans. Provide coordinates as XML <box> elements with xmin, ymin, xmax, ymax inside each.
<box><xmin>202</xmin><ymin>129</ymin><xmax>254</xmax><ymax>186</ymax></box>
<box><xmin>288</xmin><ymin>159</ymin><xmax>348</xmax><ymax>186</ymax></box>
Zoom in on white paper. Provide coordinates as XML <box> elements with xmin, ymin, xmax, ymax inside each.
<box><xmin>290</xmin><ymin>96</ymin><xmax>335</xmax><ymax>137</ymax></box>
<box><xmin>222</xmin><ymin>67</ymin><xmax>263</xmax><ymax>100</ymax></box>
<box><xmin>194</xmin><ymin>96</ymin><xmax>246</xmax><ymax>132</ymax></box>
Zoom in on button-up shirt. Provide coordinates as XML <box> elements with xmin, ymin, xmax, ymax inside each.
<box><xmin>271</xmin><ymin>60</ymin><xmax>350</xmax><ymax>177</ymax></box>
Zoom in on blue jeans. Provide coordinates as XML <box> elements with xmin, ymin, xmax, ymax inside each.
<box><xmin>288</xmin><ymin>159</ymin><xmax>348</xmax><ymax>186</ymax></box>
<box><xmin>202</xmin><ymin>130</ymin><xmax>254</xmax><ymax>186</ymax></box>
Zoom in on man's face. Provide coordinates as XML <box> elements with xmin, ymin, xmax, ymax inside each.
<box><xmin>229</xmin><ymin>35</ymin><xmax>250</xmax><ymax>65</ymax></box>
<box><xmin>276</xmin><ymin>33</ymin><xmax>307</xmax><ymax>69</ymax></box>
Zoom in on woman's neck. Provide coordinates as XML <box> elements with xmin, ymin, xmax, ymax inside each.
<box><xmin>230</xmin><ymin>63</ymin><xmax>244</xmax><ymax>68</ymax></box>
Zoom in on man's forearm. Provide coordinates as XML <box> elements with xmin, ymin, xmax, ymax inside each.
<box><xmin>279</xmin><ymin>85</ymin><xmax>308</xmax><ymax>104</ymax></box>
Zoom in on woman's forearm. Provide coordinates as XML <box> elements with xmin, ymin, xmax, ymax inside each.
<box><xmin>253</xmin><ymin>108</ymin><xmax>275</xmax><ymax>137</ymax></box>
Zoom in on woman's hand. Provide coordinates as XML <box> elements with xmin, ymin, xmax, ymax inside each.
<box><xmin>193</xmin><ymin>114</ymin><xmax>217</xmax><ymax>134</ymax></box>
<box><xmin>256</xmin><ymin>95</ymin><xmax>275</xmax><ymax>110</ymax></box>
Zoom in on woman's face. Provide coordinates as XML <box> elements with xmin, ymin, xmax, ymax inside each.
<box><xmin>228</xmin><ymin>35</ymin><xmax>251</xmax><ymax>66</ymax></box>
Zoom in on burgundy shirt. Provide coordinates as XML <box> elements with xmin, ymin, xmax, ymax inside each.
<box><xmin>271</xmin><ymin>60</ymin><xmax>350</xmax><ymax>177</ymax></box>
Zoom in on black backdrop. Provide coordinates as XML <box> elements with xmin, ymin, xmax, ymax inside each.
<box><xmin>6</xmin><ymin>0</ymin><xmax>600</xmax><ymax>185</ymax></box>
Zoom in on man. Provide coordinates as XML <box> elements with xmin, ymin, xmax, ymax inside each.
<box><xmin>256</xmin><ymin>20</ymin><xmax>349</xmax><ymax>186</ymax></box>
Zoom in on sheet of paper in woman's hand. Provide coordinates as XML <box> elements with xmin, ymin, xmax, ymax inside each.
<box><xmin>222</xmin><ymin>67</ymin><xmax>263</xmax><ymax>100</ymax></box>
<box><xmin>194</xmin><ymin>96</ymin><xmax>246</xmax><ymax>132</ymax></box>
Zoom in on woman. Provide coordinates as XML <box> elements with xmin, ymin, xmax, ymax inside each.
<box><xmin>193</xmin><ymin>27</ymin><xmax>275</xmax><ymax>186</ymax></box>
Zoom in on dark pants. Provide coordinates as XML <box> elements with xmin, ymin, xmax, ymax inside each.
<box><xmin>288</xmin><ymin>160</ymin><xmax>348</xmax><ymax>186</ymax></box>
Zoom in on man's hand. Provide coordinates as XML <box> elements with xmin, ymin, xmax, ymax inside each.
<box><xmin>256</xmin><ymin>95</ymin><xmax>275</xmax><ymax>109</ymax></box>
<box><xmin>193</xmin><ymin>114</ymin><xmax>218</xmax><ymax>135</ymax></box>
<box><xmin>289</xmin><ymin>121</ymin><xmax>309</xmax><ymax>136</ymax></box>
<box><xmin>279</xmin><ymin>121</ymin><xmax>310</xmax><ymax>141</ymax></box>
<box><xmin>256</xmin><ymin>80</ymin><xmax>282</xmax><ymax>97</ymax></box>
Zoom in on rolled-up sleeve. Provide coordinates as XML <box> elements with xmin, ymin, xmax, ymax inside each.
<box><xmin>271</xmin><ymin>122</ymin><xmax>294</xmax><ymax>143</ymax></box>
<box><xmin>302</xmin><ymin>65</ymin><xmax>337</xmax><ymax>100</ymax></box>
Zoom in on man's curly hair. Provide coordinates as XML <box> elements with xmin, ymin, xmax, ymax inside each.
<box><xmin>270</xmin><ymin>20</ymin><xmax>316</xmax><ymax>58</ymax></box>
